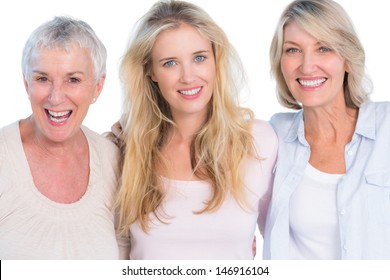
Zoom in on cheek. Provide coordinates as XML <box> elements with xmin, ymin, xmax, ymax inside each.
<box><xmin>205</xmin><ymin>60</ymin><xmax>216</xmax><ymax>78</ymax></box>
<box><xmin>26</xmin><ymin>85</ymin><xmax>47</xmax><ymax>102</ymax></box>
<box><xmin>207</xmin><ymin>67</ymin><xmax>216</xmax><ymax>82</ymax></box>
<box><xmin>154</xmin><ymin>81</ymin><xmax>172</xmax><ymax>101</ymax></box>
<box><xmin>326</xmin><ymin>62</ymin><xmax>347</xmax><ymax>86</ymax></box>
<box><xmin>280</xmin><ymin>59</ymin><xmax>291</xmax><ymax>80</ymax></box>
<box><xmin>204</xmin><ymin>69</ymin><xmax>215</xmax><ymax>88</ymax></box>
<box><xmin>153</xmin><ymin>68</ymin><xmax>173</xmax><ymax>84</ymax></box>
<box><xmin>156</xmin><ymin>74</ymin><xmax>178</xmax><ymax>98</ymax></box>
<box><xmin>326</xmin><ymin>57</ymin><xmax>346</xmax><ymax>74</ymax></box>
<box><xmin>200</xmin><ymin>65</ymin><xmax>216</xmax><ymax>92</ymax></box>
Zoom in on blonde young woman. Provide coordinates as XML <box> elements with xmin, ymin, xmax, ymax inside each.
<box><xmin>114</xmin><ymin>0</ymin><xmax>277</xmax><ymax>259</ymax></box>
<box><xmin>264</xmin><ymin>0</ymin><xmax>390</xmax><ymax>259</ymax></box>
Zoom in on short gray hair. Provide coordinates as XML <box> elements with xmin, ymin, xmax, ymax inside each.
<box><xmin>22</xmin><ymin>16</ymin><xmax>107</xmax><ymax>81</ymax></box>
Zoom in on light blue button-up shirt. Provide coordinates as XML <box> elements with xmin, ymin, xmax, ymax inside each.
<box><xmin>263</xmin><ymin>101</ymin><xmax>390</xmax><ymax>259</ymax></box>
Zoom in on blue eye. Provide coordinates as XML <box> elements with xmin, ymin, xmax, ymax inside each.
<box><xmin>163</xmin><ymin>60</ymin><xmax>177</xmax><ymax>67</ymax></box>
<box><xmin>195</xmin><ymin>55</ymin><xmax>205</xmax><ymax>62</ymax></box>
<box><xmin>286</xmin><ymin>48</ymin><xmax>300</xmax><ymax>53</ymax></box>
<box><xmin>319</xmin><ymin>46</ymin><xmax>332</xmax><ymax>53</ymax></box>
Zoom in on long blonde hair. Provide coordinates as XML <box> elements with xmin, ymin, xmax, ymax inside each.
<box><xmin>116</xmin><ymin>0</ymin><xmax>255</xmax><ymax>235</ymax></box>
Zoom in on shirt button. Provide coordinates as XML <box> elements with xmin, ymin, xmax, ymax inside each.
<box><xmin>340</xmin><ymin>209</ymin><xmax>346</xmax><ymax>215</ymax></box>
<box><xmin>291</xmin><ymin>176</ymin><xmax>296</xmax><ymax>181</ymax></box>
<box><xmin>347</xmin><ymin>150</ymin><xmax>353</xmax><ymax>156</ymax></box>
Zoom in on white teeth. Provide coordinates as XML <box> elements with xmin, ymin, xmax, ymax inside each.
<box><xmin>48</xmin><ymin>110</ymin><xmax>71</xmax><ymax>117</ymax></box>
<box><xmin>298</xmin><ymin>78</ymin><xmax>326</xmax><ymax>87</ymax></box>
<box><xmin>179</xmin><ymin>87</ymin><xmax>201</xmax><ymax>96</ymax></box>
<box><xmin>47</xmin><ymin>110</ymin><xmax>71</xmax><ymax>123</ymax></box>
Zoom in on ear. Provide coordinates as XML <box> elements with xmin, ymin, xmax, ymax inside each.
<box><xmin>150</xmin><ymin>72</ymin><xmax>157</xmax><ymax>83</ymax></box>
<box><xmin>23</xmin><ymin>75</ymin><xmax>31</xmax><ymax>98</ymax></box>
<box><xmin>344</xmin><ymin>62</ymin><xmax>349</xmax><ymax>73</ymax></box>
<box><xmin>92</xmin><ymin>74</ymin><xmax>106</xmax><ymax>102</ymax></box>
<box><xmin>23</xmin><ymin>75</ymin><xmax>28</xmax><ymax>91</ymax></box>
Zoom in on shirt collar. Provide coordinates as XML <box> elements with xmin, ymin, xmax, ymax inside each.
<box><xmin>284</xmin><ymin>101</ymin><xmax>376</xmax><ymax>144</ymax></box>
<box><xmin>284</xmin><ymin>110</ymin><xmax>308</xmax><ymax>146</ymax></box>
<box><xmin>354</xmin><ymin>101</ymin><xmax>376</xmax><ymax>140</ymax></box>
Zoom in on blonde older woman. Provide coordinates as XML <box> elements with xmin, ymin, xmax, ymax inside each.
<box><xmin>264</xmin><ymin>0</ymin><xmax>390</xmax><ymax>259</ymax></box>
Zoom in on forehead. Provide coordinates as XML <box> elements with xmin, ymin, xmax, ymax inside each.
<box><xmin>152</xmin><ymin>23</ymin><xmax>212</xmax><ymax>57</ymax></box>
<box><xmin>283</xmin><ymin>21</ymin><xmax>315</xmax><ymax>41</ymax></box>
<box><xmin>30</xmin><ymin>44</ymin><xmax>92</xmax><ymax>65</ymax></box>
<box><xmin>34</xmin><ymin>42</ymin><xmax>89</xmax><ymax>55</ymax></box>
<box><xmin>28</xmin><ymin>44</ymin><xmax>94</xmax><ymax>76</ymax></box>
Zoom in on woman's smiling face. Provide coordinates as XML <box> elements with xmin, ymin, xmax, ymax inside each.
<box><xmin>281</xmin><ymin>21</ymin><xmax>348</xmax><ymax>109</ymax></box>
<box><xmin>151</xmin><ymin>23</ymin><xmax>216</xmax><ymax>121</ymax></box>
<box><xmin>25</xmin><ymin>44</ymin><xmax>104</xmax><ymax>143</ymax></box>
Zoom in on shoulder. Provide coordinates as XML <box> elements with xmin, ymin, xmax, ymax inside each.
<box><xmin>82</xmin><ymin>126</ymin><xmax>120</xmax><ymax>162</ymax></box>
<box><xmin>269</xmin><ymin>110</ymin><xmax>301</xmax><ymax>136</ymax></box>
<box><xmin>0</xmin><ymin>121</ymin><xmax>20</xmax><ymax>153</ymax></box>
<box><xmin>269</xmin><ymin>111</ymin><xmax>299</xmax><ymax>127</ymax></box>
<box><xmin>0</xmin><ymin>121</ymin><xmax>20</xmax><ymax>189</ymax></box>
<box><xmin>359</xmin><ymin>101</ymin><xmax>390</xmax><ymax>126</ymax></box>
<box><xmin>82</xmin><ymin>126</ymin><xmax>119</xmax><ymax>150</ymax></box>
<box><xmin>251</xmin><ymin>119</ymin><xmax>276</xmax><ymax>140</ymax></box>
<box><xmin>0</xmin><ymin>125</ymin><xmax>5</xmax><ymax>171</ymax></box>
<box><xmin>82</xmin><ymin>126</ymin><xmax>121</xmax><ymax>196</ymax></box>
<box><xmin>251</xmin><ymin>119</ymin><xmax>278</xmax><ymax>158</ymax></box>
<box><xmin>0</xmin><ymin>121</ymin><xmax>19</xmax><ymax>137</ymax></box>
<box><xmin>372</xmin><ymin>101</ymin><xmax>390</xmax><ymax>115</ymax></box>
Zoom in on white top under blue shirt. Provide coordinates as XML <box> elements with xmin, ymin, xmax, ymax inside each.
<box><xmin>263</xmin><ymin>101</ymin><xmax>390</xmax><ymax>259</ymax></box>
<box><xmin>289</xmin><ymin>163</ymin><xmax>343</xmax><ymax>259</ymax></box>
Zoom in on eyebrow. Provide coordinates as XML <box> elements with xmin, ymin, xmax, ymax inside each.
<box><xmin>158</xmin><ymin>56</ymin><xmax>176</xmax><ymax>63</ymax></box>
<box><xmin>283</xmin><ymin>41</ymin><xmax>299</xmax><ymax>45</ymax></box>
<box><xmin>193</xmin><ymin>50</ymin><xmax>210</xmax><ymax>55</ymax></box>
<box><xmin>67</xmin><ymin>71</ymin><xmax>85</xmax><ymax>76</ymax></box>
<box><xmin>283</xmin><ymin>40</ymin><xmax>322</xmax><ymax>46</ymax></box>
<box><xmin>31</xmin><ymin>70</ymin><xmax>85</xmax><ymax>76</ymax></box>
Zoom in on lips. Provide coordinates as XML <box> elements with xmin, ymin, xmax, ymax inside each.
<box><xmin>178</xmin><ymin>87</ymin><xmax>202</xmax><ymax>96</ymax></box>
<box><xmin>45</xmin><ymin>109</ymin><xmax>72</xmax><ymax>123</ymax></box>
<box><xmin>297</xmin><ymin>78</ymin><xmax>327</xmax><ymax>87</ymax></box>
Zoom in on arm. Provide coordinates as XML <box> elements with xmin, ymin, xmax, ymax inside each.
<box><xmin>117</xmin><ymin>234</ymin><xmax>131</xmax><ymax>260</ymax></box>
<box><xmin>253</xmin><ymin>120</ymin><xmax>278</xmax><ymax>236</ymax></box>
<box><xmin>104</xmin><ymin>114</ymin><xmax>127</xmax><ymax>151</ymax></box>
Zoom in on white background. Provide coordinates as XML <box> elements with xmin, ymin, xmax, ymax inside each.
<box><xmin>1</xmin><ymin>0</ymin><xmax>388</xmax><ymax>134</ymax></box>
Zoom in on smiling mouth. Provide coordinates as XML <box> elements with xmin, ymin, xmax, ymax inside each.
<box><xmin>45</xmin><ymin>109</ymin><xmax>72</xmax><ymax>123</ymax></box>
<box><xmin>297</xmin><ymin>78</ymin><xmax>327</xmax><ymax>87</ymax></box>
<box><xmin>178</xmin><ymin>87</ymin><xmax>202</xmax><ymax>96</ymax></box>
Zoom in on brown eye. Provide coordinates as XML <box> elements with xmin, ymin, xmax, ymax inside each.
<box><xmin>36</xmin><ymin>76</ymin><xmax>48</xmax><ymax>82</ymax></box>
<box><xmin>69</xmin><ymin>77</ymin><xmax>80</xmax><ymax>83</ymax></box>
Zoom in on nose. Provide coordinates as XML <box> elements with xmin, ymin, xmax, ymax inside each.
<box><xmin>180</xmin><ymin>62</ymin><xmax>196</xmax><ymax>83</ymax></box>
<box><xmin>300</xmin><ymin>53</ymin><xmax>318</xmax><ymax>75</ymax></box>
<box><xmin>48</xmin><ymin>82</ymin><xmax>66</xmax><ymax>106</ymax></box>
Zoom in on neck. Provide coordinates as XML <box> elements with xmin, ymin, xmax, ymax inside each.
<box><xmin>170</xmin><ymin>113</ymin><xmax>207</xmax><ymax>143</ymax></box>
<box><xmin>20</xmin><ymin>117</ymin><xmax>85</xmax><ymax>158</ymax></box>
<box><xmin>303</xmin><ymin>105</ymin><xmax>358</xmax><ymax>143</ymax></box>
